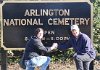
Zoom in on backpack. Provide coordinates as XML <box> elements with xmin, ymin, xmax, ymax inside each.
<box><xmin>19</xmin><ymin>52</ymin><xmax>26</xmax><ymax>69</ymax></box>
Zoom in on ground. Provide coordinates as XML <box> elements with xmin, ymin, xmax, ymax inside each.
<box><xmin>1</xmin><ymin>60</ymin><xmax>99</xmax><ymax>70</ymax></box>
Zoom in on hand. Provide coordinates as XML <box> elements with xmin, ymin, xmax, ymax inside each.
<box><xmin>51</xmin><ymin>43</ymin><xmax>58</xmax><ymax>50</ymax></box>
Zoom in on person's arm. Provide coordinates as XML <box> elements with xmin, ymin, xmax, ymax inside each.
<box><xmin>83</xmin><ymin>34</ymin><xmax>91</xmax><ymax>52</ymax></box>
<box><xmin>34</xmin><ymin>39</ymin><xmax>56</xmax><ymax>52</ymax></box>
<box><xmin>83</xmin><ymin>34</ymin><xmax>96</xmax><ymax>58</ymax></box>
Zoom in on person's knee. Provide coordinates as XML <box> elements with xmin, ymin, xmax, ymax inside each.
<box><xmin>47</xmin><ymin>57</ymin><xmax>51</xmax><ymax>62</ymax></box>
<box><xmin>74</xmin><ymin>55</ymin><xmax>82</xmax><ymax>61</ymax></box>
<box><xmin>45</xmin><ymin>57</ymin><xmax>51</xmax><ymax>64</ymax></box>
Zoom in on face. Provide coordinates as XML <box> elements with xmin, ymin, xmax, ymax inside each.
<box><xmin>71</xmin><ymin>29</ymin><xmax>80</xmax><ymax>38</ymax></box>
<box><xmin>37</xmin><ymin>29</ymin><xmax>44</xmax><ymax>39</ymax></box>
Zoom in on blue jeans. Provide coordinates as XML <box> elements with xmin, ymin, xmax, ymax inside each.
<box><xmin>25</xmin><ymin>56</ymin><xmax>51</xmax><ymax>70</ymax></box>
<box><xmin>73</xmin><ymin>53</ymin><xmax>94</xmax><ymax>70</ymax></box>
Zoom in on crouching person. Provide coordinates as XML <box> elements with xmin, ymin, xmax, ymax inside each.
<box><xmin>23</xmin><ymin>28</ymin><xmax>57</xmax><ymax>70</ymax></box>
<box><xmin>57</xmin><ymin>25</ymin><xmax>96</xmax><ymax>70</ymax></box>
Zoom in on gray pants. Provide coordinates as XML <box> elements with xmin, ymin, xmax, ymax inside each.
<box><xmin>73</xmin><ymin>53</ymin><xmax>94</xmax><ymax>70</ymax></box>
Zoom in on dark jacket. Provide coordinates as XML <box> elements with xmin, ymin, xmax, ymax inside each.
<box><xmin>58</xmin><ymin>33</ymin><xmax>96</xmax><ymax>59</ymax></box>
<box><xmin>23</xmin><ymin>36</ymin><xmax>52</xmax><ymax>60</ymax></box>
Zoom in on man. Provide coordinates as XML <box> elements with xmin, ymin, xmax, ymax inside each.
<box><xmin>23</xmin><ymin>28</ymin><xmax>57</xmax><ymax>70</ymax></box>
<box><xmin>58</xmin><ymin>25</ymin><xmax>96</xmax><ymax>70</ymax></box>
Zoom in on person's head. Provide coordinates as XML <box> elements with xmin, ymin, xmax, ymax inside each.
<box><xmin>34</xmin><ymin>28</ymin><xmax>44</xmax><ymax>39</ymax></box>
<box><xmin>71</xmin><ymin>25</ymin><xmax>80</xmax><ymax>38</ymax></box>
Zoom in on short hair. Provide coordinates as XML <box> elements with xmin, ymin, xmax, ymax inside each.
<box><xmin>34</xmin><ymin>28</ymin><xmax>44</xmax><ymax>36</ymax></box>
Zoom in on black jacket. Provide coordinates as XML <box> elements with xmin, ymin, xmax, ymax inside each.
<box><xmin>23</xmin><ymin>36</ymin><xmax>52</xmax><ymax>60</ymax></box>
